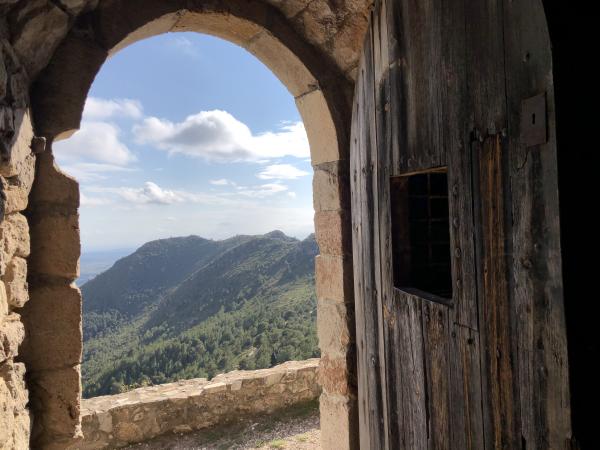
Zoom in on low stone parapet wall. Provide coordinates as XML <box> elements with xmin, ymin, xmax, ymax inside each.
<box><xmin>76</xmin><ymin>359</ymin><xmax>320</xmax><ymax>449</ymax></box>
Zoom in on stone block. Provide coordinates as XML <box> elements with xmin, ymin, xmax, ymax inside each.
<box><xmin>319</xmin><ymin>393</ymin><xmax>359</xmax><ymax>450</ymax></box>
<box><xmin>4</xmin><ymin>256</ymin><xmax>28</xmax><ymax>308</ymax></box>
<box><xmin>9</xmin><ymin>0</ymin><xmax>70</xmax><ymax>79</ymax></box>
<box><xmin>264</xmin><ymin>0</ymin><xmax>311</xmax><ymax>18</ymax></box>
<box><xmin>313</xmin><ymin>161</ymin><xmax>350</xmax><ymax>212</ymax></box>
<box><xmin>174</xmin><ymin>11</ymin><xmax>262</xmax><ymax>49</ymax></box>
<box><xmin>1</xmin><ymin>213</ymin><xmax>30</xmax><ymax>260</ymax></box>
<box><xmin>0</xmin><ymin>314</ymin><xmax>24</xmax><ymax>363</ymax></box>
<box><xmin>203</xmin><ymin>382</ymin><xmax>226</xmax><ymax>394</ymax></box>
<box><xmin>0</xmin><ymin>109</ymin><xmax>33</xmax><ymax>179</ymax></box>
<box><xmin>297</xmin><ymin>1</ymin><xmax>337</xmax><ymax>47</ymax></box>
<box><xmin>317</xmin><ymin>298</ymin><xmax>353</xmax><ymax>358</ymax></box>
<box><xmin>245</xmin><ymin>30</ymin><xmax>318</xmax><ymax>97</ymax></box>
<box><xmin>28</xmin><ymin>213</ymin><xmax>80</xmax><ymax>280</ymax></box>
<box><xmin>314</xmin><ymin>209</ymin><xmax>350</xmax><ymax>256</ymax></box>
<box><xmin>315</xmin><ymin>254</ymin><xmax>354</xmax><ymax>303</ymax></box>
<box><xmin>0</xmin><ymin>360</ymin><xmax>30</xmax><ymax>449</ymax></box>
<box><xmin>28</xmin><ymin>365</ymin><xmax>82</xmax><ymax>449</ymax></box>
<box><xmin>93</xmin><ymin>0</ymin><xmax>186</xmax><ymax>51</ymax></box>
<box><xmin>318</xmin><ymin>353</ymin><xmax>357</xmax><ymax>396</ymax></box>
<box><xmin>0</xmin><ymin>361</ymin><xmax>28</xmax><ymax>411</ymax></box>
<box><xmin>20</xmin><ymin>283</ymin><xmax>82</xmax><ymax>371</ymax></box>
<box><xmin>264</xmin><ymin>371</ymin><xmax>284</xmax><ymax>386</ymax></box>
<box><xmin>330</xmin><ymin>13</ymin><xmax>369</xmax><ymax>74</ymax></box>
<box><xmin>2</xmin><ymin>152</ymin><xmax>35</xmax><ymax>215</ymax></box>
<box><xmin>111</xmin><ymin>12</ymin><xmax>183</xmax><ymax>55</ymax></box>
<box><xmin>31</xmin><ymin>35</ymin><xmax>107</xmax><ymax>139</ymax></box>
<box><xmin>28</xmin><ymin>151</ymin><xmax>79</xmax><ymax>207</ymax></box>
<box><xmin>296</xmin><ymin>89</ymin><xmax>339</xmax><ymax>165</ymax></box>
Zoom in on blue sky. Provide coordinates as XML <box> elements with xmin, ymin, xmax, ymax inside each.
<box><xmin>53</xmin><ymin>33</ymin><xmax>315</xmax><ymax>253</ymax></box>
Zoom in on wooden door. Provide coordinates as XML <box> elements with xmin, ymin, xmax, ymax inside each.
<box><xmin>350</xmin><ymin>0</ymin><xmax>573</xmax><ymax>448</ymax></box>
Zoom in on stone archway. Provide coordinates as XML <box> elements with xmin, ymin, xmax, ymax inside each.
<box><xmin>16</xmin><ymin>1</ymin><xmax>364</xmax><ymax>448</ymax></box>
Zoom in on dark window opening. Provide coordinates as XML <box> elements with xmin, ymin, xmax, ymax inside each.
<box><xmin>390</xmin><ymin>169</ymin><xmax>453</xmax><ymax>301</ymax></box>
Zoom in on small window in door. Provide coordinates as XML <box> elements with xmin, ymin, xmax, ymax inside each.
<box><xmin>390</xmin><ymin>169</ymin><xmax>453</xmax><ymax>301</ymax></box>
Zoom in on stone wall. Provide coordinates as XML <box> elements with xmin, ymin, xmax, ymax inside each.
<box><xmin>1</xmin><ymin>8</ymin><xmax>37</xmax><ymax>448</ymax></box>
<box><xmin>0</xmin><ymin>0</ymin><xmax>368</xmax><ymax>448</ymax></box>
<box><xmin>78</xmin><ymin>359</ymin><xmax>320</xmax><ymax>449</ymax></box>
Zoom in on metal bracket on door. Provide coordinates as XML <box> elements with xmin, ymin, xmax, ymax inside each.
<box><xmin>520</xmin><ymin>92</ymin><xmax>547</xmax><ymax>147</ymax></box>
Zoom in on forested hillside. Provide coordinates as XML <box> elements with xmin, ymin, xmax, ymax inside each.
<box><xmin>81</xmin><ymin>231</ymin><xmax>319</xmax><ymax>398</ymax></box>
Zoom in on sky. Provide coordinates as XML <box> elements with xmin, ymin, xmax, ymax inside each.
<box><xmin>53</xmin><ymin>33</ymin><xmax>315</xmax><ymax>254</ymax></box>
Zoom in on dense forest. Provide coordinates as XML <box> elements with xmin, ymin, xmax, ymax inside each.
<box><xmin>81</xmin><ymin>231</ymin><xmax>319</xmax><ymax>398</ymax></box>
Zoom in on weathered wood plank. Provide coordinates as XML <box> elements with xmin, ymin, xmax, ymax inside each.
<box><xmin>372</xmin><ymin>1</ymin><xmax>393</xmax><ymax>447</ymax></box>
<box><xmin>350</xmin><ymin>19</ymin><xmax>387</xmax><ymax>450</ymax></box>
<box><xmin>392</xmin><ymin>289</ymin><xmax>427</xmax><ymax>449</ymax></box>
<box><xmin>352</xmin><ymin>0</ymin><xmax>570</xmax><ymax>448</ymax></box>
<box><xmin>421</xmin><ymin>300</ymin><xmax>451</xmax><ymax>450</ymax></box>
<box><xmin>385</xmin><ymin>0</ymin><xmax>445</xmax><ymax>174</ymax></box>
<box><xmin>441</xmin><ymin>0</ymin><xmax>479</xmax><ymax>331</ymax></box>
<box><xmin>502</xmin><ymin>0</ymin><xmax>572</xmax><ymax>447</ymax></box>
<box><xmin>472</xmin><ymin>134</ymin><xmax>518</xmax><ymax>449</ymax></box>
<box><xmin>463</xmin><ymin>0</ymin><xmax>520</xmax><ymax>448</ymax></box>
<box><xmin>448</xmin><ymin>324</ymin><xmax>484</xmax><ymax>450</ymax></box>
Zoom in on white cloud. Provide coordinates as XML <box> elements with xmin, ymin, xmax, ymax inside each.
<box><xmin>288</xmin><ymin>192</ymin><xmax>297</xmax><ymax>198</ymax></box>
<box><xmin>257</xmin><ymin>164</ymin><xmax>310</xmax><ymax>180</ymax></box>
<box><xmin>170</xmin><ymin>36</ymin><xmax>200</xmax><ymax>58</ymax></box>
<box><xmin>59</xmin><ymin>162</ymin><xmax>137</xmax><ymax>182</ymax></box>
<box><xmin>83</xmin><ymin>97</ymin><xmax>143</xmax><ymax>120</ymax></box>
<box><xmin>133</xmin><ymin>110</ymin><xmax>309</xmax><ymax>162</ymax></box>
<box><xmin>117</xmin><ymin>182</ymin><xmax>187</xmax><ymax>204</ymax></box>
<box><xmin>236</xmin><ymin>183</ymin><xmax>289</xmax><ymax>198</ymax></box>
<box><xmin>87</xmin><ymin>182</ymin><xmax>236</xmax><ymax>206</ymax></box>
<box><xmin>80</xmin><ymin>193</ymin><xmax>112</xmax><ymax>207</ymax></box>
<box><xmin>53</xmin><ymin>121</ymin><xmax>136</xmax><ymax>166</ymax></box>
<box><xmin>210</xmin><ymin>178</ymin><xmax>235</xmax><ymax>186</ymax></box>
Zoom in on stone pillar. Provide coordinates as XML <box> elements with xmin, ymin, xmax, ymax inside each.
<box><xmin>20</xmin><ymin>149</ymin><xmax>83</xmax><ymax>450</ymax></box>
<box><xmin>298</xmin><ymin>88</ymin><xmax>359</xmax><ymax>450</ymax></box>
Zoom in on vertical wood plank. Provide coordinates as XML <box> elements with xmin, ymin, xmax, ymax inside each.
<box><xmin>463</xmin><ymin>0</ymin><xmax>520</xmax><ymax>448</ymax></box>
<box><xmin>372</xmin><ymin>1</ymin><xmax>393</xmax><ymax>447</ymax></box>
<box><xmin>421</xmin><ymin>300</ymin><xmax>451</xmax><ymax>450</ymax></box>
<box><xmin>393</xmin><ymin>290</ymin><xmax>428</xmax><ymax>450</ymax></box>
<box><xmin>502</xmin><ymin>0</ymin><xmax>572</xmax><ymax>447</ymax></box>
<box><xmin>350</xmin><ymin>19</ymin><xmax>387</xmax><ymax>450</ymax></box>
<box><xmin>473</xmin><ymin>134</ymin><xmax>518</xmax><ymax>449</ymax></box>
<box><xmin>448</xmin><ymin>324</ymin><xmax>485</xmax><ymax>450</ymax></box>
<box><xmin>385</xmin><ymin>0</ymin><xmax>445</xmax><ymax>174</ymax></box>
<box><xmin>442</xmin><ymin>0</ymin><xmax>479</xmax><ymax>331</ymax></box>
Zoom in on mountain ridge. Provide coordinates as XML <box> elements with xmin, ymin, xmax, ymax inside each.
<box><xmin>81</xmin><ymin>231</ymin><xmax>319</xmax><ymax>397</ymax></box>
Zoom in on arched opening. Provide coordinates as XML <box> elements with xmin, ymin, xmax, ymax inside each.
<box><xmin>19</xmin><ymin>2</ymin><xmax>358</xmax><ymax>448</ymax></box>
<box><xmin>56</xmin><ymin>32</ymin><xmax>320</xmax><ymax>400</ymax></box>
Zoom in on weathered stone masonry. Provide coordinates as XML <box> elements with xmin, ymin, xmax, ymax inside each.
<box><xmin>0</xmin><ymin>0</ymin><xmax>371</xmax><ymax>449</ymax></box>
<box><xmin>80</xmin><ymin>359</ymin><xmax>320</xmax><ymax>449</ymax></box>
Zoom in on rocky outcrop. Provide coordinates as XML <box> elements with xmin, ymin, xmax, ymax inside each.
<box><xmin>78</xmin><ymin>359</ymin><xmax>320</xmax><ymax>449</ymax></box>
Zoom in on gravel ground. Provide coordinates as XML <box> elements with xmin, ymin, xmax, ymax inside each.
<box><xmin>124</xmin><ymin>401</ymin><xmax>321</xmax><ymax>450</ymax></box>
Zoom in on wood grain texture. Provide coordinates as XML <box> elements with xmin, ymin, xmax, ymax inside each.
<box><xmin>350</xmin><ymin>20</ymin><xmax>387</xmax><ymax>450</ymax></box>
<box><xmin>473</xmin><ymin>134</ymin><xmax>519</xmax><ymax>449</ymax></box>
<box><xmin>503</xmin><ymin>0</ymin><xmax>572</xmax><ymax>447</ymax></box>
<box><xmin>350</xmin><ymin>0</ymin><xmax>572</xmax><ymax>448</ymax></box>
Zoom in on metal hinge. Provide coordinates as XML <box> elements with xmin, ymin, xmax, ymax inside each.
<box><xmin>520</xmin><ymin>92</ymin><xmax>547</xmax><ymax>147</ymax></box>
